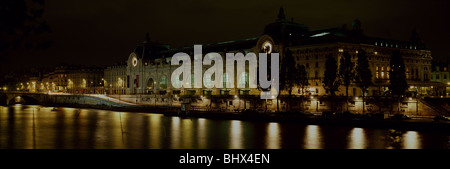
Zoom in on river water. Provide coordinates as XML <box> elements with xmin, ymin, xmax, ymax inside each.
<box><xmin>0</xmin><ymin>105</ymin><xmax>449</xmax><ymax>149</ymax></box>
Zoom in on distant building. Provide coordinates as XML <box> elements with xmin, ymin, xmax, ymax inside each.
<box><xmin>40</xmin><ymin>65</ymin><xmax>104</xmax><ymax>94</ymax></box>
<box><xmin>104</xmin><ymin>64</ymin><xmax>127</xmax><ymax>94</ymax></box>
<box><xmin>430</xmin><ymin>62</ymin><xmax>449</xmax><ymax>96</ymax></box>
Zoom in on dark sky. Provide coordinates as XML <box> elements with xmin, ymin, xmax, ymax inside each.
<box><xmin>4</xmin><ymin>0</ymin><xmax>450</xmax><ymax>72</ymax></box>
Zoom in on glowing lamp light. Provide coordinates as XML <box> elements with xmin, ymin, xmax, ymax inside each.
<box><xmin>409</xmin><ymin>97</ymin><xmax>413</xmax><ymax>101</ymax></box>
<box><xmin>355</xmin><ymin>97</ymin><xmax>359</xmax><ymax>100</ymax></box>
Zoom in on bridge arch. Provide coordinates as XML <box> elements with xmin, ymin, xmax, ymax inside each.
<box><xmin>0</xmin><ymin>93</ymin><xmax>42</xmax><ymax>105</ymax></box>
<box><xmin>7</xmin><ymin>95</ymin><xmax>40</xmax><ymax>105</ymax></box>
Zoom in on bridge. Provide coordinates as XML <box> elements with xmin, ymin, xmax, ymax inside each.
<box><xmin>0</xmin><ymin>91</ymin><xmax>138</xmax><ymax>107</ymax></box>
<box><xmin>0</xmin><ymin>91</ymin><xmax>47</xmax><ymax>105</ymax></box>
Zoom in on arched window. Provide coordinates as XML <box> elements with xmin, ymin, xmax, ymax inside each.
<box><xmin>147</xmin><ymin>78</ymin><xmax>154</xmax><ymax>90</ymax></box>
<box><xmin>159</xmin><ymin>76</ymin><xmax>167</xmax><ymax>89</ymax></box>
<box><xmin>203</xmin><ymin>73</ymin><xmax>213</xmax><ymax>88</ymax></box>
<box><xmin>223</xmin><ymin>73</ymin><xmax>231</xmax><ymax>88</ymax></box>
<box><xmin>238</xmin><ymin>72</ymin><xmax>249</xmax><ymax>88</ymax></box>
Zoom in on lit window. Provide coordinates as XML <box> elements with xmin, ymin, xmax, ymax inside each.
<box><xmin>238</xmin><ymin>72</ymin><xmax>249</xmax><ymax>88</ymax></box>
<box><xmin>222</xmin><ymin>73</ymin><xmax>231</xmax><ymax>88</ymax></box>
<box><xmin>204</xmin><ymin>73</ymin><xmax>213</xmax><ymax>88</ymax></box>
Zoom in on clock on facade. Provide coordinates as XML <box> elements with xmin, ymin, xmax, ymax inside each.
<box><xmin>132</xmin><ymin>56</ymin><xmax>138</xmax><ymax>67</ymax></box>
<box><xmin>262</xmin><ymin>41</ymin><xmax>273</xmax><ymax>54</ymax></box>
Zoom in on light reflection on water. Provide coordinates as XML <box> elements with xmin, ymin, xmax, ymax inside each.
<box><xmin>348</xmin><ymin>128</ymin><xmax>367</xmax><ymax>149</ymax></box>
<box><xmin>0</xmin><ymin>105</ymin><xmax>448</xmax><ymax>149</ymax></box>
<box><xmin>197</xmin><ymin>118</ymin><xmax>207</xmax><ymax>149</ymax></box>
<box><xmin>304</xmin><ymin>125</ymin><xmax>322</xmax><ymax>149</ymax></box>
<box><xmin>402</xmin><ymin>131</ymin><xmax>421</xmax><ymax>149</ymax></box>
<box><xmin>229</xmin><ymin>120</ymin><xmax>243</xmax><ymax>149</ymax></box>
<box><xmin>266</xmin><ymin>122</ymin><xmax>280</xmax><ymax>149</ymax></box>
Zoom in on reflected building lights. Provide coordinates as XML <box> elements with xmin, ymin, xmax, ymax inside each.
<box><xmin>149</xmin><ymin>114</ymin><xmax>161</xmax><ymax>149</ymax></box>
<box><xmin>348</xmin><ymin>128</ymin><xmax>367</xmax><ymax>149</ymax></box>
<box><xmin>304</xmin><ymin>125</ymin><xmax>322</xmax><ymax>149</ymax></box>
<box><xmin>229</xmin><ymin>120</ymin><xmax>243</xmax><ymax>149</ymax></box>
<box><xmin>197</xmin><ymin>118</ymin><xmax>207</xmax><ymax>149</ymax></box>
<box><xmin>266</xmin><ymin>122</ymin><xmax>281</xmax><ymax>149</ymax></box>
<box><xmin>182</xmin><ymin>119</ymin><xmax>194</xmax><ymax>149</ymax></box>
<box><xmin>170</xmin><ymin>117</ymin><xmax>181</xmax><ymax>149</ymax></box>
<box><xmin>402</xmin><ymin>131</ymin><xmax>421</xmax><ymax>149</ymax></box>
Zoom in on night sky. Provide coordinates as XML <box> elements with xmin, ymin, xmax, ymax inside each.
<box><xmin>3</xmin><ymin>0</ymin><xmax>450</xmax><ymax>72</ymax></box>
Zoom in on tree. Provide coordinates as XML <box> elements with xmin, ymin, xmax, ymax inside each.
<box><xmin>297</xmin><ymin>64</ymin><xmax>309</xmax><ymax>110</ymax></box>
<box><xmin>297</xmin><ymin>65</ymin><xmax>309</xmax><ymax>95</ymax></box>
<box><xmin>280</xmin><ymin>49</ymin><xmax>300</xmax><ymax>111</ymax></box>
<box><xmin>389</xmin><ymin>50</ymin><xmax>408</xmax><ymax>113</ymax></box>
<box><xmin>323</xmin><ymin>53</ymin><xmax>341</xmax><ymax>111</ymax></box>
<box><xmin>0</xmin><ymin>0</ymin><xmax>52</xmax><ymax>71</ymax></box>
<box><xmin>355</xmin><ymin>49</ymin><xmax>373</xmax><ymax>113</ymax></box>
<box><xmin>339</xmin><ymin>51</ymin><xmax>355</xmax><ymax>111</ymax></box>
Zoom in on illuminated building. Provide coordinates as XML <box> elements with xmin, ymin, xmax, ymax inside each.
<box><xmin>108</xmin><ymin>8</ymin><xmax>435</xmax><ymax>98</ymax></box>
<box><xmin>430</xmin><ymin>62</ymin><xmax>449</xmax><ymax>96</ymax></box>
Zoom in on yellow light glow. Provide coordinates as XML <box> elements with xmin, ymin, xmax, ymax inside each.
<box><xmin>338</xmin><ymin>49</ymin><xmax>344</xmax><ymax>53</ymax></box>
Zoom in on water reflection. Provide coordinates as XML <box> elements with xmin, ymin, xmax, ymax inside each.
<box><xmin>348</xmin><ymin>128</ymin><xmax>367</xmax><ymax>149</ymax></box>
<box><xmin>170</xmin><ymin>117</ymin><xmax>181</xmax><ymax>149</ymax></box>
<box><xmin>0</xmin><ymin>105</ymin><xmax>448</xmax><ymax>149</ymax></box>
<box><xmin>402</xmin><ymin>131</ymin><xmax>421</xmax><ymax>149</ymax></box>
<box><xmin>181</xmin><ymin>118</ymin><xmax>194</xmax><ymax>149</ymax></box>
<box><xmin>197</xmin><ymin>118</ymin><xmax>207</xmax><ymax>149</ymax></box>
<box><xmin>266</xmin><ymin>122</ymin><xmax>280</xmax><ymax>149</ymax></box>
<box><xmin>229</xmin><ymin>120</ymin><xmax>243</xmax><ymax>149</ymax></box>
<box><xmin>304</xmin><ymin>125</ymin><xmax>322</xmax><ymax>149</ymax></box>
<box><xmin>148</xmin><ymin>114</ymin><xmax>162</xmax><ymax>149</ymax></box>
